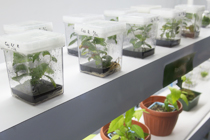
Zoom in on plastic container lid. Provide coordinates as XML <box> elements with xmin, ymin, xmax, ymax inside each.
<box><xmin>150</xmin><ymin>8</ymin><xmax>186</xmax><ymax>19</ymax></box>
<box><xmin>130</xmin><ymin>5</ymin><xmax>162</xmax><ymax>13</ymax></box>
<box><xmin>74</xmin><ymin>20</ymin><xmax>126</xmax><ymax>38</ymax></box>
<box><xmin>104</xmin><ymin>8</ymin><xmax>137</xmax><ymax>17</ymax></box>
<box><xmin>3</xmin><ymin>21</ymin><xmax>53</xmax><ymax>34</ymax></box>
<box><xmin>63</xmin><ymin>13</ymin><xmax>104</xmax><ymax>24</ymax></box>
<box><xmin>0</xmin><ymin>30</ymin><xmax>65</xmax><ymax>54</ymax></box>
<box><xmin>175</xmin><ymin>5</ymin><xmax>205</xmax><ymax>13</ymax></box>
<box><xmin>119</xmin><ymin>13</ymin><xmax>159</xmax><ymax>25</ymax></box>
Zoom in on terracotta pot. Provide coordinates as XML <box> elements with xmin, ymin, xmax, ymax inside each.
<box><xmin>140</xmin><ymin>95</ymin><xmax>183</xmax><ymax>136</ymax></box>
<box><xmin>100</xmin><ymin>120</ymin><xmax>151</xmax><ymax>140</ymax></box>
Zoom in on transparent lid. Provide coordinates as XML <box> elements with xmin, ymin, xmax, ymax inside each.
<box><xmin>74</xmin><ymin>20</ymin><xmax>126</xmax><ymax>38</ymax></box>
<box><xmin>130</xmin><ymin>5</ymin><xmax>162</xmax><ymax>13</ymax></box>
<box><xmin>119</xmin><ymin>13</ymin><xmax>159</xmax><ymax>25</ymax></box>
<box><xmin>150</xmin><ymin>8</ymin><xmax>186</xmax><ymax>19</ymax></box>
<box><xmin>104</xmin><ymin>8</ymin><xmax>137</xmax><ymax>17</ymax></box>
<box><xmin>63</xmin><ymin>13</ymin><xmax>104</xmax><ymax>24</ymax></box>
<box><xmin>0</xmin><ymin>30</ymin><xmax>65</xmax><ymax>54</ymax></box>
<box><xmin>3</xmin><ymin>21</ymin><xmax>53</xmax><ymax>34</ymax></box>
<box><xmin>175</xmin><ymin>5</ymin><xmax>205</xmax><ymax>13</ymax></box>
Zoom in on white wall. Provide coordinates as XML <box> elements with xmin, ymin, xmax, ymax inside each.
<box><xmin>0</xmin><ymin>0</ymin><xmax>206</xmax><ymax>63</ymax></box>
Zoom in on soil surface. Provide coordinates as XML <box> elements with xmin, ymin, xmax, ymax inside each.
<box><xmin>107</xmin><ymin>131</ymin><xmax>142</xmax><ymax>140</ymax></box>
<box><xmin>182</xmin><ymin>31</ymin><xmax>200</xmax><ymax>38</ymax></box>
<box><xmin>68</xmin><ymin>47</ymin><xmax>78</xmax><ymax>56</ymax></box>
<box><xmin>150</xmin><ymin>103</ymin><xmax>174</xmax><ymax>112</ymax></box>
<box><xmin>123</xmin><ymin>46</ymin><xmax>154</xmax><ymax>58</ymax></box>
<box><xmin>156</xmin><ymin>39</ymin><xmax>180</xmax><ymax>47</ymax></box>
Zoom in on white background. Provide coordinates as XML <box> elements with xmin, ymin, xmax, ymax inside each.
<box><xmin>0</xmin><ymin>0</ymin><xmax>206</xmax><ymax>63</ymax></box>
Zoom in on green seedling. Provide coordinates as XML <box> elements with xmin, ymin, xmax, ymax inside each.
<box><xmin>127</xmin><ymin>24</ymin><xmax>153</xmax><ymax>50</ymax></box>
<box><xmin>202</xmin><ymin>16</ymin><xmax>210</xmax><ymax>27</ymax></box>
<box><xmin>201</xmin><ymin>71</ymin><xmax>209</xmax><ymax>78</ymax></box>
<box><xmin>12</xmin><ymin>51</ymin><xmax>57</xmax><ymax>87</ymax></box>
<box><xmin>183</xmin><ymin>13</ymin><xmax>199</xmax><ymax>33</ymax></box>
<box><xmin>68</xmin><ymin>23</ymin><xmax>77</xmax><ymax>47</ymax></box>
<box><xmin>109</xmin><ymin>18</ymin><xmax>118</xmax><ymax>44</ymax></box>
<box><xmin>160</xmin><ymin>19</ymin><xmax>182</xmax><ymax>40</ymax></box>
<box><xmin>108</xmin><ymin>107</ymin><xmax>149</xmax><ymax>140</ymax></box>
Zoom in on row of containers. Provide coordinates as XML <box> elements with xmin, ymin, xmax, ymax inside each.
<box><xmin>0</xmin><ymin>4</ymin><xmax>209</xmax><ymax>105</ymax></box>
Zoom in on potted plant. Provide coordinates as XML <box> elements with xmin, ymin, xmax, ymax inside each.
<box><xmin>74</xmin><ymin>20</ymin><xmax>125</xmax><ymax>77</ymax></box>
<box><xmin>119</xmin><ymin>13</ymin><xmax>158</xmax><ymax>58</ymax></box>
<box><xmin>0</xmin><ymin>30</ymin><xmax>65</xmax><ymax>105</ymax></box>
<box><xmin>178</xmin><ymin>76</ymin><xmax>202</xmax><ymax>111</ymax></box>
<box><xmin>140</xmin><ymin>87</ymin><xmax>188</xmax><ymax>136</ymax></box>
<box><xmin>100</xmin><ymin>107</ymin><xmax>151</xmax><ymax>140</ymax></box>
<box><xmin>150</xmin><ymin>8</ymin><xmax>185</xmax><ymax>47</ymax></box>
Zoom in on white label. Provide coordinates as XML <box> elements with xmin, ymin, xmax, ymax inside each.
<box><xmin>80</xmin><ymin>28</ymin><xmax>99</xmax><ymax>37</ymax></box>
<box><xmin>4</xmin><ymin>41</ymin><xmax>20</xmax><ymax>52</ymax></box>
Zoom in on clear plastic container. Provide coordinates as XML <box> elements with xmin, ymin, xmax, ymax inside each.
<box><xmin>104</xmin><ymin>8</ymin><xmax>137</xmax><ymax>21</ymax></box>
<box><xmin>74</xmin><ymin>20</ymin><xmax>126</xmax><ymax>77</ymax></box>
<box><xmin>202</xmin><ymin>0</ymin><xmax>210</xmax><ymax>28</ymax></box>
<box><xmin>130</xmin><ymin>5</ymin><xmax>161</xmax><ymax>13</ymax></box>
<box><xmin>119</xmin><ymin>13</ymin><xmax>159</xmax><ymax>58</ymax></box>
<box><xmin>175</xmin><ymin>5</ymin><xmax>205</xmax><ymax>38</ymax></box>
<box><xmin>0</xmin><ymin>30</ymin><xmax>65</xmax><ymax>105</ymax></box>
<box><xmin>150</xmin><ymin>8</ymin><xmax>185</xmax><ymax>47</ymax></box>
<box><xmin>3</xmin><ymin>21</ymin><xmax>53</xmax><ymax>34</ymax></box>
<box><xmin>63</xmin><ymin>14</ymin><xmax>104</xmax><ymax>56</ymax></box>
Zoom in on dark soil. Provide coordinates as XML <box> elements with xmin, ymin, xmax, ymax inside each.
<box><xmin>123</xmin><ymin>46</ymin><xmax>154</xmax><ymax>58</ymax></box>
<box><xmin>150</xmin><ymin>103</ymin><xmax>174</xmax><ymax>112</ymax></box>
<box><xmin>156</xmin><ymin>39</ymin><xmax>180</xmax><ymax>47</ymax></box>
<box><xmin>68</xmin><ymin>47</ymin><xmax>78</xmax><ymax>56</ymax></box>
<box><xmin>12</xmin><ymin>79</ymin><xmax>63</xmax><ymax>105</ymax></box>
<box><xmin>182</xmin><ymin>31</ymin><xmax>200</xmax><ymax>38</ymax></box>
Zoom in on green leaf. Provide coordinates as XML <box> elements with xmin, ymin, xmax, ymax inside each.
<box><xmin>92</xmin><ymin>37</ymin><xmax>106</xmax><ymax>46</ymax></box>
<box><xmin>42</xmin><ymin>51</ymin><xmax>51</xmax><ymax>57</ymax></box>
<box><xmin>107</xmin><ymin>115</ymin><xmax>125</xmax><ymax>133</ymax></box>
<box><xmin>111</xmin><ymin>135</ymin><xmax>120</xmax><ymax>140</ymax></box>
<box><xmin>130</xmin><ymin>38</ymin><xmax>137</xmax><ymax>46</ymax></box>
<box><xmin>52</xmin><ymin>57</ymin><xmax>57</xmax><ymax>63</ymax></box>
<box><xmin>110</xmin><ymin>19</ymin><xmax>116</xmax><ymax>21</ymax></box>
<box><xmin>181</xmin><ymin>76</ymin><xmax>186</xmax><ymax>82</ymax></box>
<box><xmin>14</xmin><ymin>64</ymin><xmax>28</xmax><ymax>73</ymax></box>
<box><xmin>102</xmin><ymin>55</ymin><xmax>113</xmax><ymax>62</ymax></box>
<box><xmin>13</xmin><ymin>52</ymin><xmax>32</xmax><ymax>66</ymax></box>
<box><xmin>121</xmin><ymin>137</ymin><xmax>128</xmax><ymax>140</ymax></box>
<box><xmin>134</xmin><ymin>41</ymin><xmax>143</xmax><ymax>49</ymax></box>
<box><xmin>70</xmin><ymin>32</ymin><xmax>77</xmax><ymax>39</ymax></box>
<box><xmin>68</xmin><ymin>38</ymin><xmax>77</xmax><ymax>46</ymax></box>
<box><xmin>33</xmin><ymin>52</ymin><xmax>41</xmax><ymax>63</ymax></box>
<box><xmin>169</xmin><ymin>87</ymin><xmax>181</xmax><ymax>104</ymax></box>
<box><xmin>46</xmin><ymin>66</ymin><xmax>54</xmax><ymax>74</ymax></box>
<box><xmin>127</xmin><ymin>28</ymin><xmax>134</xmax><ymax>35</ymax></box>
<box><xmin>145</xmin><ymin>43</ymin><xmax>152</xmax><ymax>48</ymax></box>
<box><xmin>12</xmin><ymin>74</ymin><xmax>29</xmax><ymax>82</ymax></box>
<box><xmin>131</xmin><ymin>124</ymin><xmax>144</xmax><ymax>139</ymax></box>
<box><xmin>108</xmin><ymin>35</ymin><xmax>117</xmax><ymax>44</ymax></box>
<box><xmin>30</xmin><ymin>63</ymin><xmax>49</xmax><ymax>81</ymax></box>
<box><xmin>166</xmin><ymin>32</ymin><xmax>170</xmax><ymax>39</ymax></box>
<box><xmin>115</xmin><ymin>130</ymin><xmax>124</xmax><ymax>136</ymax></box>
<box><xmin>45</xmin><ymin>75</ymin><xmax>56</xmax><ymax>88</ymax></box>
<box><xmin>180</xmin><ymin>94</ymin><xmax>188</xmax><ymax>105</ymax></box>
<box><xmin>135</xmin><ymin>35</ymin><xmax>142</xmax><ymax>40</ymax></box>
<box><xmin>68</xmin><ymin>23</ymin><xmax>74</xmax><ymax>26</ymax></box>
<box><xmin>82</xmin><ymin>41</ymin><xmax>96</xmax><ymax>51</ymax></box>
<box><xmin>186</xmin><ymin>13</ymin><xmax>193</xmax><ymax>19</ymax></box>
<box><xmin>125</xmin><ymin>107</ymin><xmax>135</xmax><ymax>127</ymax></box>
<box><xmin>133</xmin><ymin>109</ymin><xmax>148</xmax><ymax>121</ymax></box>
<box><xmin>82</xmin><ymin>134</ymin><xmax>96</xmax><ymax>140</ymax></box>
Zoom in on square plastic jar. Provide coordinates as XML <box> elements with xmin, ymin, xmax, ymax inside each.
<box><xmin>119</xmin><ymin>13</ymin><xmax>159</xmax><ymax>58</ymax></box>
<box><xmin>0</xmin><ymin>30</ymin><xmax>65</xmax><ymax>105</ymax></box>
<box><xmin>3</xmin><ymin>21</ymin><xmax>53</xmax><ymax>34</ymax></box>
<box><xmin>74</xmin><ymin>20</ymin><xmax>126</xmax><ymax>77</ymax></box>
<box><xmin>63</xmin><ymin>14</ymin><xmax>104</xmax><ymax>56</ymax></box>
<box><xmin>104</xmin><ymin>8</ymin><xmax>137</xmax><ymax>21</ymax></box>
<box><xmin>150</xmin><ymin>8</ymin><xmax>185</xmax><ymax>47</ymax></box>
<box><xmin>130</xmin><ymin>5</ymin><xmax>161</xmax><ymax>13</ymax></box>
<box><xmin>175</xmin><ymin>5</ymin><xmax>205</xmax><ymax>38</ymax></box>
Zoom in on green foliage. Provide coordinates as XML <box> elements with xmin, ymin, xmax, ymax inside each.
<box><xmin>12</xmin><ymin>51</ymin><xmax>57</xmax><ymax>88</ymax></box>
<box><xmin>79</xmin><ymin>35</ymin><xmax>114</xmax><ymax>68</ymax></box>
<box><xmin>201</xmin><ymin>71</ymin><xmax>208</xmax><ymax>78</ymax></box>
<box><xmin>127</xmin><ymin>24</ymin><xmax>153</xmax><ymax>50</ymax></box>
<box><xmin>110</xmin><ymin>17</ymin><xmax>118</xmax><ymax>21</ymax></box>
<box><xmin>160</xmin><ymin>18</ymin><xmax>182</xmax><ymax>40</ymax></box>
<box><xmin>108</xmin><ymin>107</ymin><xmax>148</xmax><ymax>140</ymax></box>
<box><xmin>202</xmin><ymin>16</ymin><xmax>210</xmax><ymax>27</ymax></box>
<box><xmin>183</xmin><ymin>13</ymin><xmax>200</xmax><ymax>33</ymax></box>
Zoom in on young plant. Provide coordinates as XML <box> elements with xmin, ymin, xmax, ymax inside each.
<box><xmin>164</xmin><ymin>87</ymin><xmax>188</xmax><ymax>112</ymax></box>
<box><xmin>183</xmin><ymin>13</ymin><xmax>199</xmax><ymax>33</ymax></box>
<box><xmin>79</xmin><ymin>35</ymin><xmax>114</xmax><ymax>68</ymax></box>
<box><xmin>160</xmin><ymin>19</ymin><xmax>182</xmax><ymax>40</ymax></box>
<box><xmin>109</xmin><ymin>18</ymin><xmax>118</xmax><ymax>44</ymax></box>
<box><xmin>200</xmin><ymin>71</ymin><xmax>209</xmax><ymax>78</ymax></box>
<box><xmin>127</xmin><ymin>24</ymin><xmax>153</xmax><ymax>51</ymax></box>
<box><xmin>202</xmin><ymin>16</ymin><xmax>210</xmax><ymax>27</ymax></box>
<box><xmin>107</xmin><ymin>107</ymin><xmax>148</xmax><ymax>140</ymax></box>
<box><xmin>12</xmin><ymin>51</ymin><xmax>57</xmax><ymax>88</ymax></box>
<box><xmin>68</xmin><ymin>23</ymin><xmax>77</xmax><ymax>46</ymax></box>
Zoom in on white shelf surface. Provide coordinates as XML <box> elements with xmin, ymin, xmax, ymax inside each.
<box><xmin>91</xmin><ymin>66</ymin><xmax>210</xmax><ymax>140</ymax></box>
<box><xmin>1</xmin><ymin>28</ymin><xmax>210</xmax><ymax>134</ymax></box>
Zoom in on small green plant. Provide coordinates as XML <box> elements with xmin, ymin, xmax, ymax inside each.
<box><xmin>200</xmin><ymin>71</ymin><xmax>209</xmax><ymax>78</ymax></box>
<box><xmin>79</xmin><ymin>35</ymin><xmax>116</xmax><ymax>68</ymax></box>
<box><xmin>109</xmin><ymin>18</ymin><xmax>118</xmax><ymax>44</ymax></box>
<box><xmin>202</xmin><ymin>16</ymin><xmax>210</xmax><ymax>27</ymax></box>
<box><xmin>127</xmin><ymin>24</ymin><xmax>153</xmax><ymax>51</ymax></box>
<box><xmin>160</xmin><ymin>19</ymin><xmax>182</xmax><ymax>40</ymax></box>
<box><xmin>183</xmin><ymin>13</ymin><xmax>199</xmax><ymax>33</ymax></box>
<box><xmin>110</xmin><ymin>17</ymin><xmax>118</xmax><ymax>21</ymax></box>
<box><xmin>107</xmin><ymin>107</ymin><xmax>148</xmax><ymax>140</ymax></box>
<box><xmin>164</xmin><ymin>87</ymin><xmax>188</xmax><ymax>112</ymax></box>
<box><xmin>12</xmin><ymin>51</ymin><xmax>57</xmax><ymax>88</ymax></box>
<box><xmin>68</xmin><ymin>23</ymin><xmax>77</xmax><ymax>47</ymax></box>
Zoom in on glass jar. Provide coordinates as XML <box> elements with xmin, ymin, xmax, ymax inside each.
<box><xmin>3</xmin><ymin>21</ymin><xmax>53</xmax><ymax>34</ymax></box>
<box><xmin>130</xmin><ymin>5</ymin><xmax>161</xmax><ymax>13</ymax></box>
<box><xmin>104</xmin><ymin>8</ymin><xmax>137</xmax><ymax>21</ymax></box>
<box><xmin>0</xmin><ymin>30</ymin><xmax>65</xmax><ymax>105</ymax></box>
<box><xmin>175</xmin><ymin>5</ymin><xmax>205</xmax><ymax>38</ymax></box>
<box><xmin>63</xmin><ymin>14</ymin><xmax>104</xmax><ymax>56</ymax></box>
<box><xmin>202</xmin><ymin>0</ymin><xmax>210</xmax><ymax>28</ymax></box>
<box><xmin>75</xmin><ymin>20</ymin><xmax>126</xmax><ymax>77</ymax></box>
<box><xmin>119</xmin><ymin>13</ymin><xmax>159</xmax><ymax>58</ymax></box>
<box><xmin>150</xmin><ymin>8</ymin><xmax>185</xmax><ymax>47</ymax></box>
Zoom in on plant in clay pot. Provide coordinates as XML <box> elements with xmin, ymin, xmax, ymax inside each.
<box><xmin>100</xmin><ymin>107</ymin><xmax>151</xmax><ymax>140</ymax></box>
